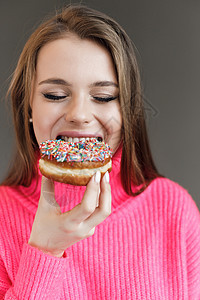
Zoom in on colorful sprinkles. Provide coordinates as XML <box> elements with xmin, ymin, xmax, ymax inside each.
<box><xmin>39</xmin><ymin>138</ymin><xmax>112</xmax><ymax>163</ymax></box>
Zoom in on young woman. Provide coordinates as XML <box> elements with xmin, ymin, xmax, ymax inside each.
<box><xmin>0</xmin><ymin>5</ymin><xmax>199</xmax><ymax>299</ymax></box>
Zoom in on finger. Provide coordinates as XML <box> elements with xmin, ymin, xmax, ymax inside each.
<box><xmin>83</xmin><ymin>171</ymin><xmax>111</xmax><ymax>229</ymax></box>
<box><xmin>65</xmin><ymin>171</ymin><xmax>101</xmax><ymax>223</ymax></box>
<box><xmin>39</xmin><ymin>176</ymin><xmax>61</xmax><ymax>213</ymax></box>
<box><xmin>96</xmin><ymin>185</ymin><xmax>100</xmax><ymax>206</ymax></box>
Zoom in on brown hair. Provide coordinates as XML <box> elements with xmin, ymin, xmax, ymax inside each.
<box><xmin>2</xmin><ymin>4</ymin><xmax>161</xmax><ymax>195</ymax></box>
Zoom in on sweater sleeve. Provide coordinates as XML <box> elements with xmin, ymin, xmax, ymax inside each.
<box><xmin>184</xmin><ymin>193</ymin><xmax>200</xmax><ymax>299</ymax></box>
<box><xmin>0</xmin><ymin>243</ymin><xmax>68</xmax><ymax>300</ymax></box>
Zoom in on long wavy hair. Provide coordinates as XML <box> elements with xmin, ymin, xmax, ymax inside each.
<box><xmin>2</xmin><ymin>4</ymin><xmax>161</xmax><ymax>195</ymax></box>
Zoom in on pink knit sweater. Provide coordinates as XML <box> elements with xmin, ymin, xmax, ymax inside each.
<box><xmin>0</xmin><ymin>146</ymin><xmax>200</xmax><ymax>299</ymax></box>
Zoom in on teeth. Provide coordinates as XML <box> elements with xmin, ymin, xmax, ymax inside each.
<box><xmin>60</xmin><ymin>136</ymin><xmax>102</xmax><ymax>143</ymax></box>
<box><xmin>79</xmin><ymin>138</ymin><xmax>86</xmax><ymax>142</ymax></box>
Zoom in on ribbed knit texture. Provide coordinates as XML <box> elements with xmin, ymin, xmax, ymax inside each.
<box><xmin>0</xmin><ymin>145</ymin><xmax>200</xmax><ymax>299</ymax></box>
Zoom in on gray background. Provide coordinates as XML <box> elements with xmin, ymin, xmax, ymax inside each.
<box><xmin>0</xmin><ymin>0</ymin><xmax>199</xmax><ymax>209</ymax></box>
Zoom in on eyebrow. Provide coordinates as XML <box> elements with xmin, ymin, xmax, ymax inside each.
<box><xmin>39</xmin><ymin>78</ymin><xmax>71</xmax><ymax>86</ymax></box>
<box><xmin>38</xmin><ymin>78</ymin><xmax>118</xmax><ymax>88</ymax></box>
<box><xmin>90</xmin><ymin>81</ymin><xmax>118</xmax><ymax>88</ymax></box>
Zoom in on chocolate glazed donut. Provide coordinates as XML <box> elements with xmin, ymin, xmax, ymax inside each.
<box><xmin>39</xmin><ymin>138</ymin><xmax>112</xmax><ymax>186</ymax></box>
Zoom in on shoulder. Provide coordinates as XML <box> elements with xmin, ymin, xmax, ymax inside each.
<box><xmin>148</xmin><ymin>176</ymin><xmax>194</xmax><ymax>201</ymax></box>
<box><xmin>0</xmin><ymin>186</ymin><xmax>21</xmax><ymax>237</ymax></box>
<box><xmin>0</xmin><ymin>184</ymin><xmax>21</xmax><ymax>201</ymax></box>
<box><xmin>0</xmin><ymin>182</ymin><xmax>38</xmax><ymax>216</ymax></box>
<box><xmin>0</xmin><ymin>185</ymin><xmax>14</xmax><ymax>203</ymax></box>
<box><xmin>0</xmin><ymin>185</ymin><xmax>22</xmax><ymax>213</ymax></box>
<box><xmin>147</xmin><ymin>177</ymin><xmax>199</xmax><ymax>219</ymax></box>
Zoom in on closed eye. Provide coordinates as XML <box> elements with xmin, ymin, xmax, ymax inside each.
<box><xmin>93</xmin><ymin>96</ymin><xmax>118</xmax><ymax>103</ymax></box>
<box><xmin>43</xmin><ymin>93</ymin><xmax>66</xmax><ymax>101</ymax></box>
<box><xmin>43</xmin><ymin>93</ymin><xmax>118</xmax><ymax>102</ymax></box>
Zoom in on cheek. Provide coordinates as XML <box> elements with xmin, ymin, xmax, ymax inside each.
<box><xmin>31</xmin><ymin>102</ymin><xmax>59</xmax><ymax>143</ymax></box>
<box><xmin>101</xmin><ymin>105</ymin><xmax>122</xmax><ymax>152</ymax></box>
<box><xmin>103</xmin><ymin>106</ymin><xmax>122</xmax><ymax>135</ymax></box>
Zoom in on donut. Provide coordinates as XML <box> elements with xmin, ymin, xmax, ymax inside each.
<box><xmin>38</xmin><ymin>138</ymin><xmax>112</xmax><ymax>185</ymax></box>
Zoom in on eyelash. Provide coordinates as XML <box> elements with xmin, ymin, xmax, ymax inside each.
<box><xmin>93</xmin><ymin>96</ymin><xmax>117</xmax><ymax>102</ymax></box>
<box><xmin>43</xmin><ymin>93</ymin><xmax>117</xmax><ymax>103</ymax></box>
<box><xmin>43</xmin><ymin>94</ymin><xmax>66</xmax><ymax>101</ymax></box>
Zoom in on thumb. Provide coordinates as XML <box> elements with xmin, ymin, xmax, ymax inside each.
<box><xmin>40</xmin><ymin>176</ymin><xmax>61</xmax><ymax>213</ymax></box>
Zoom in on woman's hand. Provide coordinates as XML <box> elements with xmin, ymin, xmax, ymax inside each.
<box><xmin>28</xmin><ymin>171</ymin><xmax>111</xmax><ymax>257</ymax></box>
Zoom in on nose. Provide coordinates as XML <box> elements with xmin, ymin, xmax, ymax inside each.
<box><xmin>64</xmin><ymin>96</ymin><xmax>92</xmax><ymax>125</ymax></box>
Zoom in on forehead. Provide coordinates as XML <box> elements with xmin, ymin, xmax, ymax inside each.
<box><xmin>36</xmin><ymin>35</ymin><xmax>117</xmax><ymax>84</ymax></box>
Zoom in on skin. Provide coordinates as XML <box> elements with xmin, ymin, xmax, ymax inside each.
<box><xmin>31</xmin><ymin>34</ymin><xmax>122</xmax><ymax>151</ymax></box>
<box><xmin>28</xmin><ymin>34</ymin><xmax>122</xmax><ymax>257</ymax></box>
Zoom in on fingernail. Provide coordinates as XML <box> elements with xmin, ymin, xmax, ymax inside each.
<box><xmin>94</xmin><ymin>171</ymin><xmax>101</xmax><ymax>183</ymax></box>
<box><xmin>104</xmin><ymin>171</ymin><xmax>109</xmax><ymax>183</ymax></box>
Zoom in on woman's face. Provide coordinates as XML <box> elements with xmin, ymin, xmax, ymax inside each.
<box><xmin>31</xmin><ymin>35</ymin><xmax>122</xmax><ymax>153</ymax></box>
